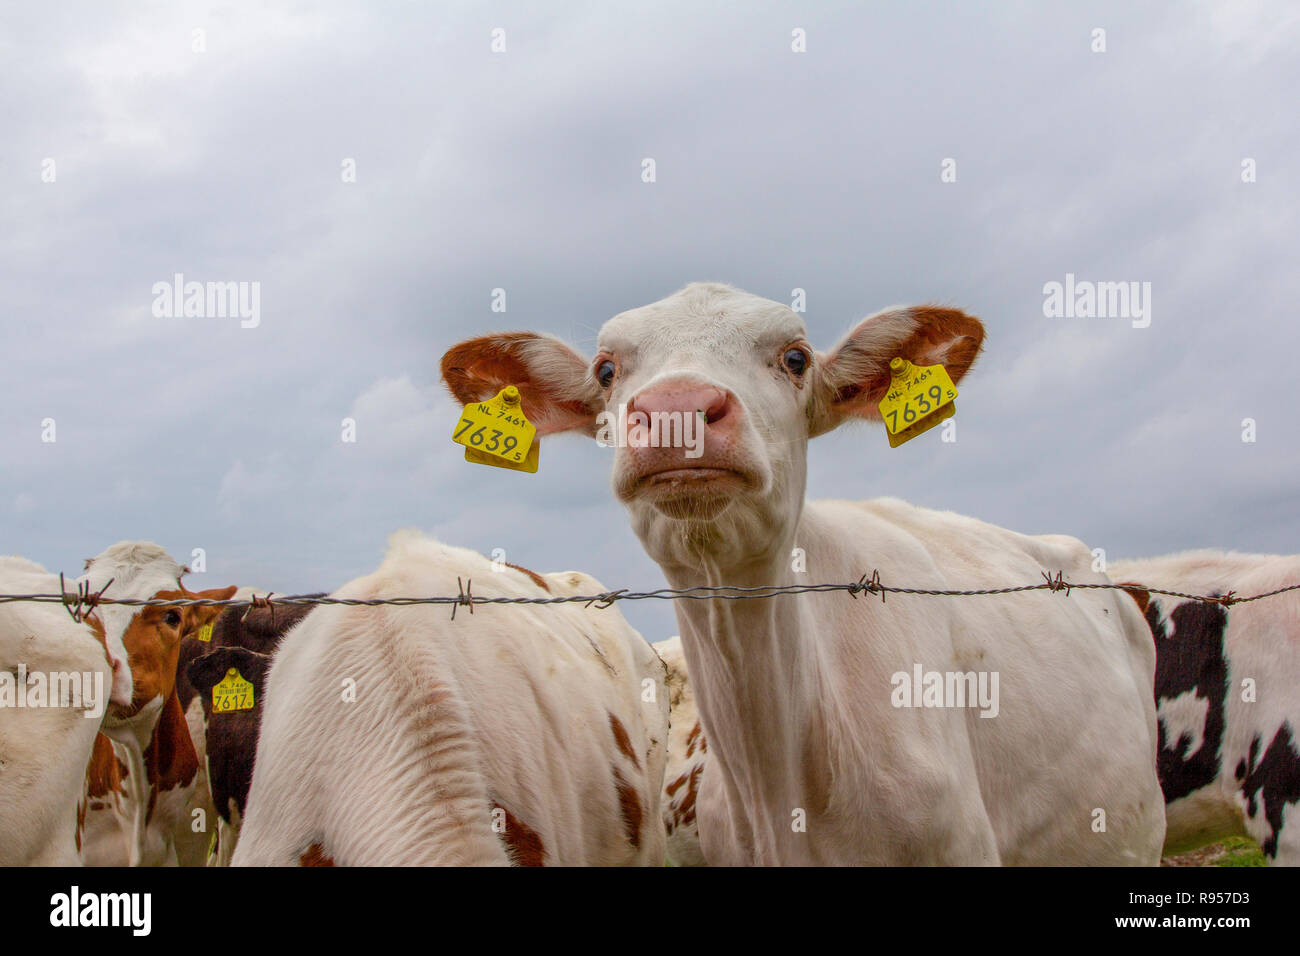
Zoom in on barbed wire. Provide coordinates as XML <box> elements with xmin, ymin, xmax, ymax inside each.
<box><xmin>1</xmin><ymin>570</ymin><xmax>1297</xmax><ymax>624</ymax></box>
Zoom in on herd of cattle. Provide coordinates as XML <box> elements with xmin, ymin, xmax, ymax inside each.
<box><xmin>2</xmin><ymin>283</ymin><xmax>1298</xmax><ymax>866</ymax></box>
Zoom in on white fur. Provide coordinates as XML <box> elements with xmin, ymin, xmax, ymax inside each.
<box><xmin>233</xmin><ymin>533</ymin><xmax>669</xmax><ymax>866</ymax></box>
<box><xmin>1110</xmin><ymin>550</ymin><xmax>1300</xmax><ymax>862</ymax></box>
<box><xmin>0</xmin><ymin>558</ymin><xmax>113</xmax><ymax>865</ymax></box>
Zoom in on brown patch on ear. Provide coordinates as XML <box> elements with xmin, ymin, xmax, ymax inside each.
<box><xmin>901</xmin><ymin>307</ymin><xmax>985</xmax><ymax>383</ymax></box>
<box><xmin>504</xmin><ymin>563</ymin><xmax>549</xmax><ymax>592</ymax></box>
<box><xmin>1117</xmin><ymin>583</ymin><xmax>1151</xmax><ymax>615</ymax></box>
<box><xmin>440</xmin><ymin>332</ymin><xmax>600</xmax><ymax>435</ymax></box>
<box><xmin>845</xmin><ymin>307</ymin><xmax>983</xmax><ymax>405</ymax></box>
<box><xmin>299</xmin><ymin>843</ymin><xmax>335</xmax><ymax>866</ymax></box>
<box><xmin>182</xmin><ymin>586</ymin><xmax>238</xmax><ymax>634</ymax></box>
<box><xmin>813</xmin><ymin>306</ymin><xmax>984</xmax><ymax>433</ymax></box>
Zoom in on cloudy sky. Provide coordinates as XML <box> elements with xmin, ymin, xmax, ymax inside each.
<box><xmin>2</xmin><ymin>1</ymin><xmax>1297</xmax><ymax>643</ymax></box>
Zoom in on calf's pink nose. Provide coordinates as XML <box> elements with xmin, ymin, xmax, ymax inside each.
<box><xmin>629</xmin><ymin>384</ymin><xmax>729</xmax><ymax>425</ymax></box>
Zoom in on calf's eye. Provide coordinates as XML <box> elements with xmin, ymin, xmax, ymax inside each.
<box><xmin>596</xmin><ymin>359</ymin><xmax>616</xmax><ymax>388</ymax></box>
<box><xmin>783</xmin><ymin>348</ymin><xmax>809</xmax><ymax>377</ymax></box>
<box><xmin>164</xmin><ymin>610</ymin><xmax>182</xmax><ymax>628</ymax></box>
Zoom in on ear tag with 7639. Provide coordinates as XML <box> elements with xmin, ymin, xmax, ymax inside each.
<box><xmin>877</xmin><ymin>358</ymin><xmax>957</xmax><ymax>448</ymax></box>
<box><xmin>452</xmin><ymin>386</ymin><xmax>539</xmax><ymax>473</ymax></box>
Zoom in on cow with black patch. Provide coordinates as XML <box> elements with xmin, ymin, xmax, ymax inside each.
<box><xmin>184</xmin><ymin>598</ymin><xmax>318</xmax><ymax>865</ymax></box>
<box><xmin>1113</xmin><ymin>550</ymin><xmax>1300</xmax><ymax>863</ymax></box>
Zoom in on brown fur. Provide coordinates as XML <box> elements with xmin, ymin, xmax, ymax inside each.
<box><xmin>299</xmin><ymin>842</ymin><xmax>335</xmax><ymax>866</ymax></box>
<box><xmin>441</xmin><ymin>333</ymin><xmax>602</xmax><ymax>435</ymax></box>
<box><xmin>504</xmin><ymin>563</ymin><xmax>549</xmax><ymax>592</ymax></box>
<box><xmin>812</xmin><ymin>306</ymin><xmax>985</xmax><ymax>430</ymax></box>
<box><xmin>608</xmin><ymin>713</ymin><xmax>640</xmax><ymax>768</ymax></box>
<box><xmin>612</xmin><ymin>767</ymin><xmax>643</xmax><ymax>849</ymax></box>
<box><xmin>1118</xmin><ymin>582</ymin><xmax>1152</xmax><ymax>615</ymax></box>
<box><xmin>494</xmin><ymin>804</ymin><xmax>546</xmax><ymax>866</ymax></box>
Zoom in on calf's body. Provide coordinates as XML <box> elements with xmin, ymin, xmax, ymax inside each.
<box><xmin>233</xmin><ymin>533</ymin><xmax>669</xmax><ymax>866</ymax></box>
<box><xmin>443</xmin><ymin>282</ymin><xmax>1165</xmax><ymax>865</ymax></box>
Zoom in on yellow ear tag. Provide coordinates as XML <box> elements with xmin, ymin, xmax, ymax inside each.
<box><xmin>465</xmin><ymin>438</ymin><xmax>540</xmax><ymax>473</ymax></box>
<box><xmin>878</xmin><ymin>358</ymin><xmax>958</xmax><ymax>448</ymax></box>
<box><xmin>197</xmin><ymin>623</ymin><xmax>213</xmax><ymax>643</ymax></box>
<box><xmin>453</xmin><ymin>385</ymin><xmax>539</xmax><ymax>473</ymax></box>
<box><xmin>212</xmin><ymin>668</ymin><xmax>255</xmax><ymax>713</ymax></box>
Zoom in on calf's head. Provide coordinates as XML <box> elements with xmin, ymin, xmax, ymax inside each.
<box><xmin>80</xmin><ymin>541</ymin><xmax>235</xmax><ymax>721</ymax></box>
<box><xmin>186</xmin><ymin>646</ymin><xmax>272</xmax><ymax>823</ymax></box>
<box><xmin>111</xmin><ymin>587</ymin><xmax>235</xmax><ymax>717</ymax></box>
<box><xmin>442</xmin><ymin>283</ymin><xmax>983</xmax><ymax>568</ymax></box>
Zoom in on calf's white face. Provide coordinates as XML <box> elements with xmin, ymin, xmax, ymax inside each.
<box><xmin>442</xmin><ymin>283</ymin><xmax>984</xmax><ymax>569</ymax></box>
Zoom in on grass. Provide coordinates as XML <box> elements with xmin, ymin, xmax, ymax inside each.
<box><xmin>1215</xmin><ymin>837</ymin><xmax>1267</xmax><ymax>867</ymax></box>
<box><xmin>1161</xmin><ymin>836</ymin><xmax>1267</xmax><ymax>867</ymax></box>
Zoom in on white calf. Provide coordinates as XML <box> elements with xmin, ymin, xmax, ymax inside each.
<box><xmin>233</xmin><ymin>533</ymin><xmax>669</xmax><ymax>866</ymax></box>
<box><xmin>443</xmin><ymin>282</ymin><xmax>1165</xmax><ymax>864</ymax></box>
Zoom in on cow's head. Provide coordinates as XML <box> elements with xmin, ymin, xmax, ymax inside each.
<box><xmin>79</xmin><ymin>542</ymin><xmax>235</xmax><ymax>722</ymax></box>
<box><xmin>114</xmin><ymin>586</ymin><xmax>236</xmax><ymax>717</ymax></box>
<box><xmin>442</xmin><ymin>283</ymin><xmax>983</xmax><ymax>567</ymax></box>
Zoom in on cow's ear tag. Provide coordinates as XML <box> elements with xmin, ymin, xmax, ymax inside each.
<box><xmin>213</xmin><ymin>668</ymin><xmax>255</xmax><ymax>713</ymax></box>
<box><xmin>197</xmin><ymin>623</ymin><xmax>213</xmax><ymax>643</ymax></box>
<box><xmin>452</xmin><ymin>385</ymin><xmax>539</xmax><ymax>473</ymax></box>
<box><xmin>877</xmin><ymin>357</ymin><xmax>957</xmax><ymax>448</ymax></box>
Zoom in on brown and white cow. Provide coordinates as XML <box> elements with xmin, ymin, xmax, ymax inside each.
<box><xmin>657</xmin><ymin>636</ymin><xmax>708</xmax><ymax>867</ymax></box>
<box><xmin>75</xmin><ymin>542</ymin><xmax>234</xmax><ymax>866</ymax></box>
<box><xmin>232</xmin><ymin>533</ymin><xmax>669</xmax><ymax>866</ymax></box>
<box><xmin>1112</xmin><ymin>550</ymin><xmax>1300</xmax><ymax>864</ymax></box>
<box><xmin>184</xmin><ymin>598</ymin><xmax>318</xmax><ymax>865</ymax></box>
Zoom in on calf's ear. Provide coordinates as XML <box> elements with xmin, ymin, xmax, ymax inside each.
<box><xmin>440</xmin><ymin>332</ymin><xmax>602</xmax><ymax>436</ymax></box>
<box><xmin>173</xmin><ymin>586</ymin><xmax>237</xmax><ymax>638</ymax></box>
<box><xmin>809</xmin><ymin>306</ymin><xmax>984</xmax><ymax>437</ymax></box>
<box><xmin>185</xmin><ymin>652</ymin><xmax>224</xmax><ymax>692</ymax></box>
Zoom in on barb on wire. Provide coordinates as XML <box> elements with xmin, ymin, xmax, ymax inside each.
<box><xmin>848</xmin><ymin>570</ymin><xmax>886</xmax><ymax>603</ymax></box>
<box><xmin>57</xmin><ymin>572</ymin><xmax>115</xmax><ymax>624</ymax></box>
<box><xmin>241</xmin><ymin>592</ymin><xmax>275</xmax><ymax>626</ymax></box>
<box><xmin>451</xmin><ymin>577</ymin><xmax>474</xmax><ymax>620</ymax></box>
<box><xmin>1</xmin><ymin>575</ymin><xmax>1298</xmax><ymax>615</ymax></box>
<box><xmin>1042</xmin><ymin>570</ymin><xmax>1071</xmax><ymax>595</ymax></box>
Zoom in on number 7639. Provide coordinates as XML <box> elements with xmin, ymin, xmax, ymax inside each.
<box><xmin>886</xmin><ymin>384</ymin><xmax>950</xmax><ymax>432</ymax></box>
<box><xmin>455</xmin><ymin>419</ymin><xmax>520</xmax><ymax>456</ymax></box>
